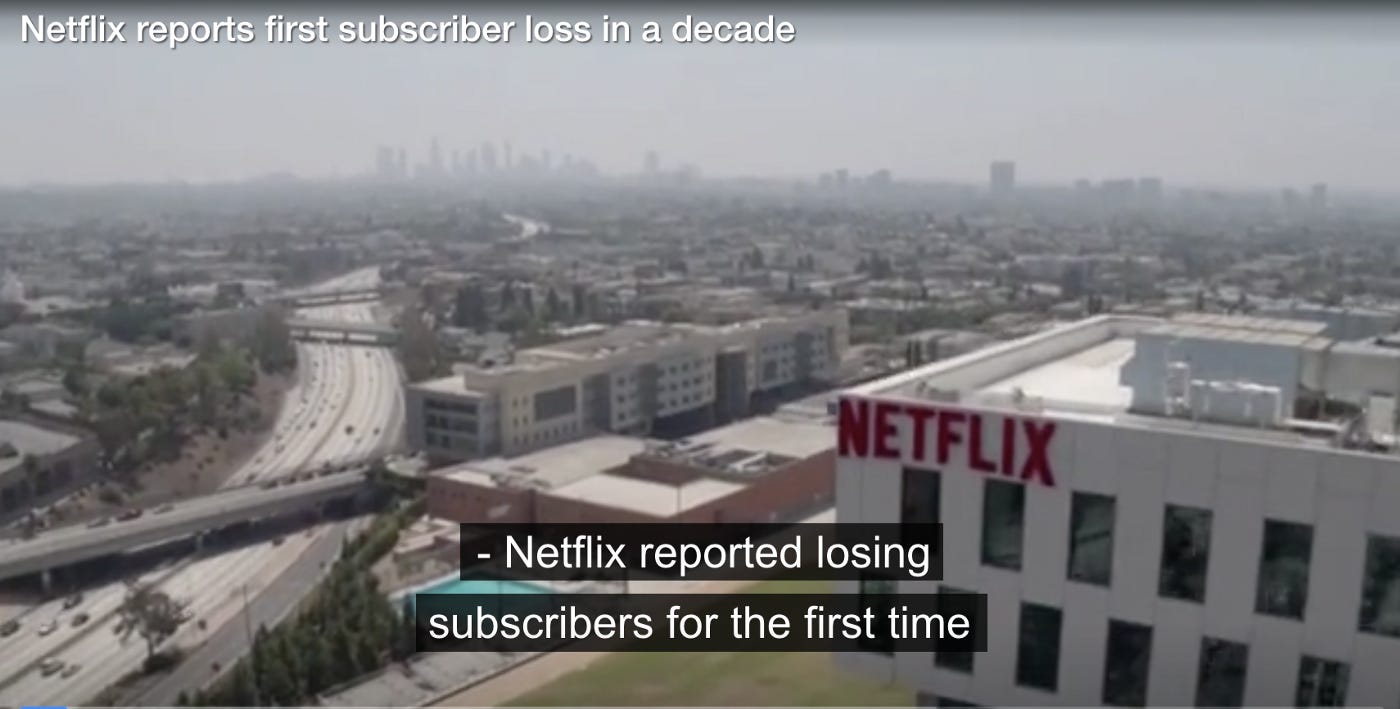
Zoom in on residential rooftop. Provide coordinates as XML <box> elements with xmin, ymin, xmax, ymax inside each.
<box><xmin>0</xmin><ymin>418</ymin><xmax>81</xmax><ymax>475</ymax></box>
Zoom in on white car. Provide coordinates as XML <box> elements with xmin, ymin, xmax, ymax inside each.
<box><xmin>39</xmin><ymin>657</ymin><xmax>64</xmax><ymax>676</ymax></box>
<box><xmin>36</xmin><ymin>620</ymin><xmax>57</xmax><ymax>637</ymax></box>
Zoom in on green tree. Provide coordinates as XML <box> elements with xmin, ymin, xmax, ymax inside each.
<box><xmin>116</xmin><ymin>581</ymin><xmax>192</xmax><ymax>665</ymax></box>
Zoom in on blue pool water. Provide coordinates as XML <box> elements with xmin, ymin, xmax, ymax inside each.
<box><xmin>419</xmin><ymin>575</ymin><xmax>549</xmax><ymax>596</ymax></box>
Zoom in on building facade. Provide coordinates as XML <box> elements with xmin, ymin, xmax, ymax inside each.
<box><xmin>405</xmin><ymin>309</ymin><xmax>848</xmax><ymax>463</ymax></box>
<box><xmin>835</xmin><ymin>313</ymin><xmax>1400</xmax><ymax>709</ymax></box>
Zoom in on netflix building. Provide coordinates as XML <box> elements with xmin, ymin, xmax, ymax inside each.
<box><xmin>835</xmin><ymin>313</ymin><xmax>1400</xmax><ymax>708</ymax></box>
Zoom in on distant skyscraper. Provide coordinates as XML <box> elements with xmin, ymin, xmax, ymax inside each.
<box><xmin>868</xmin><ymin>169</ymin><xmax>892</xmax><ymax>189</ymax></box>
<box><xmin>1310</xmin><ymin>183</ymin><xmax>1328</xmax><ymax>210</ymax></box>
<box><xmin>503</xmin><ymin>141</ymin><xmax>513</xmax><ymax>171</ymax></box>
<box><xmin>644</xmin><ymin>150</ymin><xmax>659</xmax><ymax>174</ymax></box>
<box><xmin>450</xmin><ymin>149</ymin><xmax>461</xmax><ymax>177</ymax></box>
<box><xmin>428</xmin><ymin>138</ymin><xmax>444</xmax><ymax>178</ymax></box>
<box><xmin>480</xmin><ymin>142</ymin><xmax>498</xmax><ymax>172</ymax></box>
<box><xmin>541</xmin><ymin>149</ymin><xmax>552</xmax><ymax>172</ymax></box>
<box><xmin>834</xmin><ymin>168</ymin><xmax>849</xmax><ymax>189</ymax></box>
<box><xmin>375</xmin><ymin>146</ymin><xmax>396</xmax><ymax>180</ymax></box>
<box><xmin>990</xmin><ymin>161</ymin><xmax>1016</xmax><ymax>196</ymax></box>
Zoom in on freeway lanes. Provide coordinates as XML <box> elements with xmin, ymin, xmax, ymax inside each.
<box><xmin>0</xmin><ymin>267</ymin><xmax>405</xmax><ymax>706</ymax></box>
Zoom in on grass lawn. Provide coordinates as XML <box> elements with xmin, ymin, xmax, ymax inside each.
<box><xmin>504</xmin><ymin>580</ymin><xmax>913</xmax><ymax>707</ymax></box>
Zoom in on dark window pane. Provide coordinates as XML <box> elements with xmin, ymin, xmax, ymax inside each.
<box><xmin>1103</xmin><ymin>619</ymin><xmax>1152</xmax><ymax>706</ymax></box>
<box><xmin>982</xmin><ymin>480</ymin><xmax>1025</xmax><ymax>570</ymax></box>
<box><xmin>1359</xmin><ymin>534</ymin><xmax>1400</xmax><ymax>637</ymax></box>
<box><xmin>1256</xmin><ymin>520</ymin><xmax>1313</xmax><ymax>619</ymax></box>
<box><xmin>858</xmin><ymin>573</ymin><xmax>895</xmax><ymax>655</ymax></box>
<box><xmin>1195</xmin><ymin>637</ymin><xmax>1248</xmax><ymax>708</ymax></box>
<box><xmin>1160</xmin><ymin>505</ymin><xmax>1212</xmax><ymax>602</ymax></box>
<box><xmin>1296</xmin><ymin>656</ymin><xmax>1349</xmax><ymax>707</ymax></box>
<box><xmin>935</xmin><ymin>585</ymin><xmax>973</xmax><ymax>673</ymax></box>
<box><xmin>916</xmin><ymin>693</ymin><xmax>980</xmax><ymax>708</ymax></box>
<box><xmin>1069</xmin><ymin>492</ymin><xmax>1116</xmax><ymax>586</ymax></box>
<box><xmin>902</xmin><ymin>467</ymin><xmax>941</xmax><ymax>525</ymax></box>
<box><xmin>1015</xmin><ymin>603</ymin><xmax>1061</xmax><ymax>691</ymax></box>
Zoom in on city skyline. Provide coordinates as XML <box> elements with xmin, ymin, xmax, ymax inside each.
<box><xmin>3</xmin><ymin>9</ymin><xmax>1400</xmax><ymax>192</ymax></box>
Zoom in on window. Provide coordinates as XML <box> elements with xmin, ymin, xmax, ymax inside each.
<box><xmin>857</xmin><ymin>574</ymin><xmax>895</xmax><ymax>655</ymax></box>
<box><xmin>981</xmin><ymin>481</ymin><xmax>1024</xmax><ymax>570</ymax></box>
<box><xmin>1359</xmin><ymin>534</ymin><xmax>1400</xmax><ymax>637</ymax></box>
<box><xmin>1296</xmin><ymin>656</ymin><xmax>1349</xmax><ymax>707</ymax></box>
<box><xmin>1159</xmin><ymin>507</ymin><xmax>1215</xmax><ymax>599</ymax></box>
<box><xmin>1256</xmin><ymin>520</ymin><xmax>1313</xmax><ymax>619</ymax></box>
<box><xmin>902</xmin><ymin>467</ymin><xmax>940</xmax><ymax>525</ymax></box>
<box><xmin>1102</xmin><ymin>620</ymin><xmax>1152</xmax><ymax>706</ymax></box>
<box><xmin>1015</xmin><ymin>603</ymin><xmax>1061</xmax><ymax>691</ymax></box>
<box><xmin>1195</xmin><ymin>637</ymin><xmax>1248</xmax><ymax>708</ymax></box>
<box><xmin>1068</xmin><ymin>492</ymin><xmax>1115</xmax><ymax>586</ymax></box>
<box><xmin>935</xmin><ymin>586</ymin><xmax>973</xmax><ymax>673</ymax></box>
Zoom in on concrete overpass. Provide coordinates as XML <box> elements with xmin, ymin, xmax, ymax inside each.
<box><xmin>0</xmin><ymin>470</ymin><xmax>372</xmax><ymax>585</ymax></box>
<box><xmin>287</xmin><ymin>318</ymin><xmax>399</xmax><ymax>346</ymax></box>
<box><xmin>275</xmin><ymin>287</ymin><xmax>387</xmax><ymax>308</ymax></box>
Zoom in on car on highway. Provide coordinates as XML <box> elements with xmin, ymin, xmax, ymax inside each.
<box><xmin>61</xmin><ymin>663</ymin><xmax>81</xmax><ymax>678</ymax></box>
<box><xmin>71</xmin><ymin>612</ymin><xmax>90</xmax><ymax>627</ymax></box>
<box><xmin>63</xmin><ymin>593</ymin><xmax>83</xmax><ymax>609</ymax></box>
<box><xmin>117</xmin><ymin>508</ymin><xmax>143</xmax><ymax>522</ymax></box>
<box><xmin>39</xmin><ymin>657</ymin><xmax>63</xmax><ymax>676</ymax></box>
<box><xmin>86</xmin><ymin>516</ymin><xmax>110</xmax><ymax>528</ymax></box>
<box><xmin>260</xmin><ymin>480</ymin><xmax>278</xmax><ymax>490</ymax></box>
<box><xmin>155</xmin><ymin>503</ymin><xmax>175</xmax><ymax>515</ymax></box>
<box><xmin>36</xmin><ymin>620</ymin><xmax>57</xmax><ymax>636</ymax></box>
<box><xmin>0</xmin><ymin>619</ymin><xmax>19</xmax><ymax>636</ymax></box>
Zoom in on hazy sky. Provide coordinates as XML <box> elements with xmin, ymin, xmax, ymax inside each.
<box><xmin>3</xmin><ymin>7</ymin><xmax>1400</xmax><ymax>191</ymax></box>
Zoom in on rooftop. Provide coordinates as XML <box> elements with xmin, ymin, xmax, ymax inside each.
<box><xmin>0</xmin><ymin>418</ymin><xmax>82</xmax><ymax>475</ymax></box>
<box><xmin>850</xmin><ymin>312</ymin><xmax>1400</xmax><ymax>452</ymax></box>
<box><xmin>433</xmin><ymin>413</ymin><xmax>834</xmax><ymax>516</ymax></box>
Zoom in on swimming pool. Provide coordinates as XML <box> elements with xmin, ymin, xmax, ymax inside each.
<box><xmin>418</xmin><ymin>574</ymin><xmax>549</xmax><ymax>596</ymax></box>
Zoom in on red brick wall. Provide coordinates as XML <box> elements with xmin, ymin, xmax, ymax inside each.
<box><xmin>425</xmin><ymin>475</ymin><xmax>534</xmax><ymax>523</ymax></box>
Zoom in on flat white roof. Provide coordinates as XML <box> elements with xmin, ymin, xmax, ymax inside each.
<box><xmin>977</xmin><ymin>337</ymin><xmax>1137</xmax><ymax>415</ymax></box>
<box><xmin>550</xmin><ymin>473</ymin><xmax>742</xmax><ymax>517</ymax></box>
<box><xmin>686</xmin><ymin>415</ymin><xmax>834</xmax><ymax>460</ymax></box>
<box><xmin>438</xmin><ymin>435</ymin><xmax>645</xmax><ymax>490</ymax></box>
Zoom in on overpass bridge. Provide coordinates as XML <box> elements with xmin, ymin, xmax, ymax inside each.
<box><xmin>0</xmin><ymin>469</ymin><xmax>372</xmax><ymax>585</ymax></box>
<box><xmin>286</xmin><ymin>318</ymin><xmax>399</xmax><ymax>345</ymax></box>
<box><xmin>271</xmin><ymin>286</ymin><xmax>388</xmax><ymax>308</ymax></box>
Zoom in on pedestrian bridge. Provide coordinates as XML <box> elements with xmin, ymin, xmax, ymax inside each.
<box><xmin>0</xmin><ymin>469</ymin><xmax>373</xmax><ymax>584</ymax></box>
<box><xmin>286</xmin><ymin>318</ymin><xmax>399</xmax><ymax>345</ymax></box>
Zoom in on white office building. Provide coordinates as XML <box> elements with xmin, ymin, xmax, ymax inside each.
<box><xmin>835</xmin><ymin>312</ymin><xmax>1400</xmax><ymax>708</ymax></box>
<box><xmin>406</xmin><ymin>310</ymin><xmax>847</xmax><ymax>462</ymax></box>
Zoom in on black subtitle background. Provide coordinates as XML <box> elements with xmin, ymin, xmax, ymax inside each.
<box><xmin>415</xmin><ymin>592</ymin><xmax>987</xmax><ymax>653</ymax></box>
<box><xmin>458</xmin><ymin>522</ymin><xmax>943</xmax><ymax>582</ymax></box>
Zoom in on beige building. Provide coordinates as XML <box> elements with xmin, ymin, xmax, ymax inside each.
<box><xmin>405</xmin><ymin>309</ymin><xmax>848</xmax><ymax>463</ymax></box>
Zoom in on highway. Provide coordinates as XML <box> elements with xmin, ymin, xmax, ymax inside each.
<box><xmin>0</xmin><ymin>471</ymin><xmax>367</xmax><ymax>583</ymax></box>
<box><xmin>0</xmin><ymin>267</ymin><xmax>405</xmax><ymax>705</ymax></box>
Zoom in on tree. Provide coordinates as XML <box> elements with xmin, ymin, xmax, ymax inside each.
<box><xmin>396</xmin><ymin>309</ymin><xmax>442</xmax><ymax>383</ymax></box>
<box><xmin>116</xmin><ymin>580</ymin><xmax>192</xmax><ymax>664</ymax></box>
<box><xmin>250</xmin><ymin>307</ymin><xmax>296</xmax><ymax>373</ymax></box>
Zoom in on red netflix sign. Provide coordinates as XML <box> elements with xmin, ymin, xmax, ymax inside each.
<box><xmin>837</xmin><ymin>396</ymin><xmax>1058</xmax><ymax>487</ymax></box>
